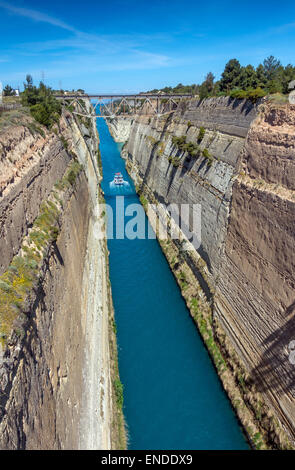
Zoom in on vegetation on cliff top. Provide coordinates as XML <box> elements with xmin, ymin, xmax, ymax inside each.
<box><xmin>148</xmin><ymin>55</ymin><xmax>295</xmax><ymax>103</ymax></box>
<box><xmin>21</xmin><ymin>75</ymin><xmax>61</xmax><ymax>128</ymax></box>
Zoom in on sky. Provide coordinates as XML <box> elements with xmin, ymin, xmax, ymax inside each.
<box><xmin>0</xmin><ymin>0</ymin><xmax>295</xmax><ymax>93</ymax></box>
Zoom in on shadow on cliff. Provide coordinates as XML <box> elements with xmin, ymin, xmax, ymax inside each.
<box><xmin>52</xmin><ymin>242</ymin><xmax>64</xmax><ymax>266</ymax></box>
<box><xmin>250</xmin><ymin>308</ymin><xmax>295</xmax><ymax>398</ymax></box>
<box><xmin>228</xmin><ymin>97</ymin><xmax>255</xmax><ymax>116</ymax></box>
<box><xmin>179</xmin><ymin>154</ymin><xmax>197</xmax><ymax>178</ymax></box>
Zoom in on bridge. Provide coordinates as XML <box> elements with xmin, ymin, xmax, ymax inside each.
<box><xmin>55</xmin><ymin>93</ymin><xmax>194</xmax><ymax>118</ymax></box>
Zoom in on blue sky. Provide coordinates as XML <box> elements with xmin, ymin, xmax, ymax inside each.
<box><xmin>0</xmin><ymin>0</ymin><xmax>295</xmax><ymax>93</ymax></box>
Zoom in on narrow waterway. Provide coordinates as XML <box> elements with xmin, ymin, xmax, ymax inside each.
<box><xmin>97</xmin><ymin>118</ymin><xmax>248</xmax><ymax>450</ymax></box>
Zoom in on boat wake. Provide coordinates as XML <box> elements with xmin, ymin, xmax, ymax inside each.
<box><xmin>106</xmin><ymin>172</ymin><xmax>134</xmax><ymax>196</ymax></box>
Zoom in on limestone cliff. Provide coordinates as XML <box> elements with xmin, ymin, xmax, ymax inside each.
<box><xmin>110</xmin><ymin>97</ymin><xmax>295</xmax><ymax>448</ymax></box>
<box><xmin>215</xmin><ymin>103</ymin><xmax>295</xmax><ymax>443</ymax></box>
<box><xmin>0</xmin><ymin>117</ymin><xmax>71</xmax><ymax>274</ymax></box>
<box><xmin>107</xmin><ymin>117</ymin><xmax>133</xmax><ymax>142</ymax></box>
<box><xmin>0</xmin><ymin>105</ymin><xmax>123</xmax><ymax>449</ymax></box>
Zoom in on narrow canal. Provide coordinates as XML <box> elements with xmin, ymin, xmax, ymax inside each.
<box><xmin>97</xmin><ymin>117</ymin><xmax>248</xmax><ymax>450</ymax></box>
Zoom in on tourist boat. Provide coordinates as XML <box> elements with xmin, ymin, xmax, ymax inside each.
<box><xmin>113</xmin><ymin>172</ymin><xmax>124</xmax><ymax>185</ymax></box>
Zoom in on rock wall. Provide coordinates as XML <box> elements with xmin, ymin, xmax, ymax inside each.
<box><xmin>120</xmin><ymin>97</ymin><xmax>257</xmax><ymax>283</ymax></box>
<box><xmin>0</xmin><ymin>108</ymin><xmax>116</xmax><ymax>449</ymax></box>
<box><xmin>107</xmin><ymin>117</ymin><xmax>133</xmax><ymax>142</ymax></box>
<box><xmin>0</xmin><ymin>171</ymin><xmax>90</xmax><ymax>449</ymax></box>
<box><xmin>215</xmin><ymin>103</ymin><xmax>295</xmax><ymax>439</ymax></box>
<box><xmin>114</xmin><ymin>97</ymin><xmax>295</xmax><ymax>446</ymax></box>
<box><xmin>0</xmin><ymin>121</ymin><xmax>71</xmax><ymax>275</ymax></box>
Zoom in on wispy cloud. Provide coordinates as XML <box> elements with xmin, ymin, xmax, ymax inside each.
<box><xmin>0</xmin><ymin>1</ymin><xmax>78</xmax><ymax>32</ymax></box>
<box><xmin>0</xmin><ymin>1</ymin><xmax>176</xmax><ymax>85</ymax></box>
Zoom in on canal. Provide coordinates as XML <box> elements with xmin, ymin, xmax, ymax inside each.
<box><xmin>97</xmin><ymin>117</ymin><xmax>248</xmax><ymax>450</ymax></box>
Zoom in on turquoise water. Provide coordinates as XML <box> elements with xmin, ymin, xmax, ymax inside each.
<box><xmin>97</xmin><ymin>117</ymin><xmax>248</xmax><ymax>450</ymax></box>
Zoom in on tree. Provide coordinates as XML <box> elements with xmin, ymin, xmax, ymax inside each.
<box><xmin>24</xmin><ymin>74</ymin><xmax>33</xmax><ymax>89</ymax></box>
<box><xmin>219</xmin><ymin>59</ymin><xmax>242</xmax><ymax>91</ymax></box>
<box><xmin>281</xmin><ymin>64</ymin><xmax>295</xmax><ymax>94</ymax></box>
<box><xmin>238</xmin><ymin>65</ymin><xmax>258</xmax><ymax>89</ymax></box>
<box><xmin>263</xmin><ymin>56</ymin><xmax>281</xmax><ymax>80</ymax></box>
<box><xmin>204</xmin><ymin>72</ymin><xmax>215</xmax><ymax>93</ymax></box>
<box><xmin>256</xmin><ymin>64</ymin><xmax>267</xmax><ymax>88</ymax></box>
<box><xmin>3</xmin><ymin>85</ymin><xmax>15</xmax><ymax>96</ymax></box>
<box><xmin>198</xmin><ymin>72</ymin><xmax>215</xmax><ymax>100</ymax></box>
<box><xmin>266</xmin><ymin>79</ymin><xmax>282</xmax><ymax>94</ymax></box>
<box><xmin>21</xmin><ymin>77</ymin><xmax>61</xmax><ymax>128</ymax></box>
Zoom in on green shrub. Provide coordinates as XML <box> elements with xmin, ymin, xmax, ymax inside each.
<box><xmin>171</xmin><ymin>135</ymin><xmax>187</xmax><ymax>151</ymax></box>
<box><xmin>183</xmin><ymin>141</ymin><xmax>200</xmax><ymax>157</ymax></box>
<box><xmin>202</xmin><ymin>148</ymin><xmax>211</xmax><ymax>158</ymax></box>
<box><xmin>168</xmin><ymin>156</ymin><xmax>181</xmax><ymax>167</ymax></box>
<box><xmin>197</xmin><ymin>127</ymin><xmax>205</xmax><ymax>143</ymax></box>
<box><xmin>113</xmin><ymin>378</ymin><xmax>124</xmax><ymax>408</ymax></box>
<box><xmin>60</xmin><ymin>135</ymin><xmax>68</xmax><ymax>150</ymax></box>
<box><xmin>247</xmin><ymin>87</ymin><xmax>267</xmax><ymax>103</ymax></box>
<box><xmin>140</xmin><ymin>194</ymin><xmax>148</xmax><ymax>208</ymax></box>
<box><xmin>230</xmin><ymin>87</ymin><xmax>266</xmax><ymax>103</ymax></box>
<box><xmin>21</xmin><ymin>77</ymin><xmax>61</xmax><ymax>128</ymax></box>
<box><xmin>202</xmin><ymin>148</ymin><xmax>213</xmax><ymax>166</ymax></box>
<box><xmin>67</xmin><ymin>170</ymin><xmax>76</xmax><ymax>185</ymax></box>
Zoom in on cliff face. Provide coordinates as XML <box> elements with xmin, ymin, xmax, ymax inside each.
<box><xmin>215</xmin><ymin>104</ymin><xmax>295</xmax><ymax>438</ymax></box>
<box><xmin>0</xmin><ymin>171</ymin><xmax>90</xmax><ymax>449</ymax></box>
<box><xmin>111</xmin><ymin>97</ymin><xmax>295</xmax><ymax>446</ymax></box>
<box><xmin>0</xmin><ymin>119</ymin><xmax>71</xmax><ymax>274</ymax></box>
<box><xmin>120</xmin><ymin>97</ymin><xmax>257</xmax><ymax>282</ymax></box>
<box><xmin>0</xmin><ymin>107</ymin><xmax>116</xmax><ymax>449</ymax></box>
<box><xmin>108</xmin><ymin>117</ymin><xmax>133</xmax><ymax>142</ymax></box>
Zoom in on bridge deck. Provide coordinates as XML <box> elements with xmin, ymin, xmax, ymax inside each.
<box><xmin>55</xmin><ymin>93</ymin><xmax>194</xmax><ymax>99</ymax></box>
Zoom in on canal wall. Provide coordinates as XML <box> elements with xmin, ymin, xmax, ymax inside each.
<box><xmin>108</xmin><ymin>97</ymin><xmax>295</xmax><ymax>449</ymax></box>
<box><xmin>0</xmin><ymin>104</ymin><xmax>124</xmax><ymax>449</ymax></box>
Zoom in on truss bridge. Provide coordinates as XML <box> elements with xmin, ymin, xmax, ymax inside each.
<box><xmin>55</xmin><ymin>93</ymin><xmax>193</xmax><ymax>118</ymax></box>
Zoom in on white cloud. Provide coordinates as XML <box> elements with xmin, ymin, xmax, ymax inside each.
<box><xmin>0</xmin><ymin>1</ymin><xmax>78</xmax><ymax>32</ymax></box>
<box><xmin>0</xmin><ymin>2</ymin><xmax>188</xmax><ymax>90</ymax></box>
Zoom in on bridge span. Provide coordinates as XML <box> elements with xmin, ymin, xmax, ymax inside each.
<box><xmin>55</xmin><ymin>93</ymin><xmax>194</xmax><ymax>118</ymax></box>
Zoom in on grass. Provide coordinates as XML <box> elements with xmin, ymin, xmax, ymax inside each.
<box><xmin>2</xmin><ymin>96</ymin><xmax>21</xmax><ymax>105</ymax></box>
<box><xmin>97</xmin><ymin>147</ymin><xmax>103</xmax><ymax>175</ymax></box>
<box><xmin>0</xmin><ymin>107</ymin><xmax>47</xmax><ymax>141</ymax></box>
<box><xmin>139</xmin><ymin>194</ymin><xmax>148</xmax><ymax>209</ymax></box>
<box><xmin>54</xmin><ymin>160</ymin><xmax>83</xmax><ymax>190</ymax></box>
<box><xmin>266</xmin><ymin>93</ymin><xmax>289</xmax><ymax>105</ymax></box>
<box><xmin>0</xmin><ymin>107</ymin><xmax>30</xmax><ymax>132</ymax></box>
<box><xmin>60</xmin><ymin>135</ymin><xmax>68</xmax><ymax>150</ymax></box>
<box><xmin>171</xmin><ymin>135</ymin><xmax>187</xmax><ymax>150</ymax></box>
<box><xmin>146</xmin><ymin>135</ymin><xmax>160</xmax><ymax>146</ymax></box>
<box><xmin>202</xmin><ymin>148</ymin><xmax>213</xmax><ymax>166</ymax></box>
<box><xmin>113</xmin><ymin>378</ymin><xmax>124</xmax><ymax>409</ymax></box>
<box><xmin>197</xmin><ymin>126</ymin><xmax>205</xmax><ymax>143</ymax></box>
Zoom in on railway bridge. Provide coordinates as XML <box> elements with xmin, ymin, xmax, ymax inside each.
<box><xmin>55</xmin><ymin>93</ymin><xmax>194</xmax><ymax>118</ymax></box>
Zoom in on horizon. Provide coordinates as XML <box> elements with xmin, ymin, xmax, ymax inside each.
<box><xmin>1</xmin><ymin>0</ymin><xmax>295</xmax><ymax>93</ymax></box>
